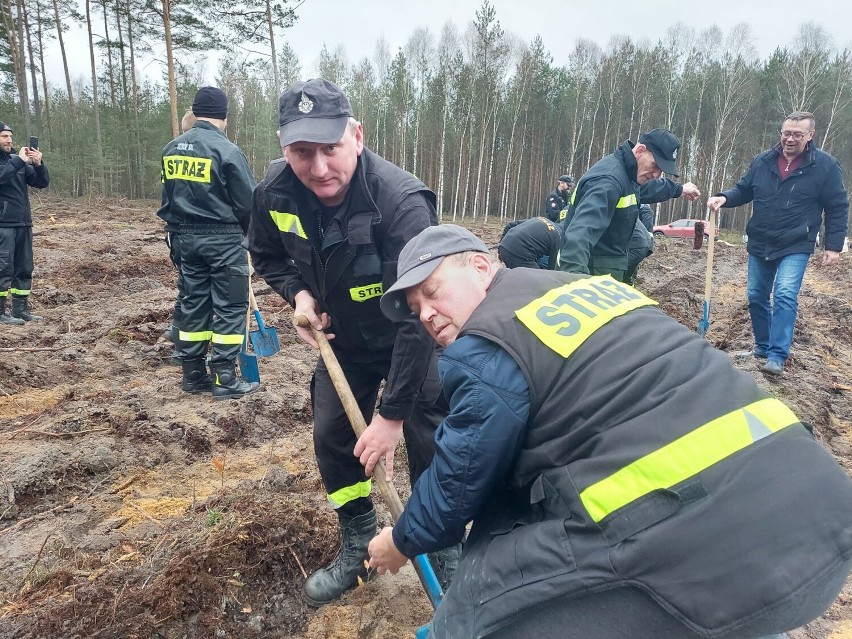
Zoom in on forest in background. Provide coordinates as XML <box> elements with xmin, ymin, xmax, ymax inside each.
<box><xmin>2</xmin><ymin>0</ymin><xmax>852</xmax><ymax>232</ymax></box>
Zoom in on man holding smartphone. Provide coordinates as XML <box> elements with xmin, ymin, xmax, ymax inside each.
<box><xmin>0</xmin><ymin>121</ymin><xmax>49</xmax><ymax>324</ymax></box>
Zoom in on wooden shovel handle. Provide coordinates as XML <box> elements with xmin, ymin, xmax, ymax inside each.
<box><xmin>703</xmin><ymin>208</ymin><xmax>716</xmax><ymax>304</ymax></box>
<box><xmin>292</xmin><ymin>315</ymin><xmax>405</xmax><ymax>520</ymax></box>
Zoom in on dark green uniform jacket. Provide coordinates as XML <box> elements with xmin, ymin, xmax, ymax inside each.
<box><xmin>558</xmin><ymin>141</ymin><xmax>681</xmax><ymax>276</ymax></box>
<box><xmin>431</xmin><ymin>268</ymin><xmax>852</xmax><ymax>639</ymax></box>
<box><xmin>246</xmin><ymin>148</ymin><xmax>438</xmax><ymax>421</ymax></box>
<box><xmin>156</xmin><ymin>121</ymin><xmax>255</xmax><ymax>233</ymax></box>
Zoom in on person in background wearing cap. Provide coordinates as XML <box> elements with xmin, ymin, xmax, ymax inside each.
<box><xmin>557</xmin><ymin>128</ymin><xmax>701</xmax><ymax>282</ymax></box>
<box><xmin>0</xmin><ymin>121</ymin><xmax>49</xmax><ymax>324</ymax></box>
<box><xmin>708</xmin><ymin>111</ymin><xmax>848</xmax><ymax>377</ymax></box>
<box><xmin>545</xmin><ymin>174</ymin><xmax>573</xmax><ymax>222</ymax></box>
<box><xmin>246</xmin><ymin>78</ymin><xmax>456</xmax><ymax>605</ymax></box>
<box><xmin>368</xmin><ymin>223</ymin><xmax>852</xmax><ymax>639</ymax></box>
<box><xmin>157</xmin><ymin>86</ymin><xmax>259</xmax><ymax>399</ymax></box>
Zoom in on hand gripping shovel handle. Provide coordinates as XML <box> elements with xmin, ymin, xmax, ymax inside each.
<box><xmin>292</xmin><ymin>314</ymin><xmax>443</xmax><ymax>609</ymax></box>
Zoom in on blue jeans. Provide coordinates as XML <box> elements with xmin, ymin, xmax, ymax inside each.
<box><xmin>747</xmin><ymin>253</ymin><xmax>809</xmax><ymax>364</ymax></box>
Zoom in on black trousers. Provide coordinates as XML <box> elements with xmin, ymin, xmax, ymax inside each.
<box><xmin>178</xmin><ymin>233</ymin><xmax>248</xmax><ymax>364</ymax></box>
<box><xmin>310</xmin><ymin>353</ymin><xmax>446</xmax><ymax>507</ymax></box>
<box><xmin>0</xmin><ymin>226</ymin><xmax>34</xmax><ymax>295</ymax></box>
<box><xmin>165</xmin><ymin>231</ymin><xmax>187</xmax><ymax>329</ymax></box>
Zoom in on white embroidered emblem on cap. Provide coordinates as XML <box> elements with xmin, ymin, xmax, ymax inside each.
<box><xmin>672</xmin><ymin>148</ymin><xmax>677</xmax><ymax>160</ymax></box>
<box><xmin>418</xmin><ymin>252</ymin><xmax>432</xmax><ymax>261</ymax></box>
<box><xmin>298</xmin><ymin>91</ymin><xmax>314</xmax><ymax>114</ymax></box>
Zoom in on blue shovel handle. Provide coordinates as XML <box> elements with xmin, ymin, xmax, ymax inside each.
<box><xmin>252</xmin><ymin>309</ymin><xmax>267</xmax><ymax>331</ymax></box>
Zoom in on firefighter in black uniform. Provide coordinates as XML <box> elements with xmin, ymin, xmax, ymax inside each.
<box><xmin>372</xmin><ymin>224</ymin><xmax>852</xmax><ymax>639</ymax></box>
<box><xmin>544</xmin><ymin>174</ymin><xmax>573</xmax><ymax>222</ymax></box>
<box><xmin>498</xmin><ymin>216</ymin><xmax>561</xmax><ymax>269</ymax></box>
<box><xmin>0</xmin><ymin>121</ymin><xmax>49</xmax><ymax>324</ymax></box>
<box><xmin>158</xmin><ymin>87</ymin><xmax>259</xmax><ymax>399</ymax></box>
<box><xmin>246</xmin><ymin>78</ymin><xmax>455</xmax><ymax>605</ymax></box>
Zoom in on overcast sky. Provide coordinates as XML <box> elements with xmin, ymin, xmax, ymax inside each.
<box><xmin>47</xmin><ymin>0</ymin><xmax>851</xmax><ymax>87</ymax></box>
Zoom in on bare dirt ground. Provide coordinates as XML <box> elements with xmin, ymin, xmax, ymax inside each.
<box><xmin>1</xmin><ymin>197</ymin><xmax>850</xmax><ymax>639</ymax></box>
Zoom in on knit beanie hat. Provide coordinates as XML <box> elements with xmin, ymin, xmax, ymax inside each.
<box><xmin>192</xmin><ymin>87</ymin><xmax>228</xmax><ymax>120</ymax></box>
<box><xmin>0</xmin><ymin>122</ymin><xmax>12</xmax><ymax>133</ymax></box>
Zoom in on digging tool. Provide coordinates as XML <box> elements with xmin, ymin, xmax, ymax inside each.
<box><xmin>239</xmin><ymin>282</ymin><xmax>261</xmax><ymax>384</ymax></box>
<box><xmin>293</xmin><ymin>314</ymin><xmax>443</xmax><ymax>610</ymax></box>
<box><xmin>248</xmin><ymin>281</ymin><xmax>280</xmax><ymax>357</ymax></box>
<box><xmin>697</xmin><ymin>206</ymin><xmax>716</xmax><ymax>337</ymax></box>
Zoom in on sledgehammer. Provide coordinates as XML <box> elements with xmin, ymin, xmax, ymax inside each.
<box><xmin>293</xmin><ymin>315</ymin><xmax>444</xmax><ymax>610</ymax></box>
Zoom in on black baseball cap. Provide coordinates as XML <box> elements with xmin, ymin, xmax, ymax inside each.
<box><xmin>380</xmin><ymin>225</ymin><xmax>489</xmax><ymax>321</ymax></box>
<box><xmin>278</xmin><ymin>78</ymin><xmax>355</xmax><ymax>147</ymax></box>
<box><xmin>558</xmin><ymin>175</ymin><xmax>573</xmax><ymax>184</ymax></box>
<box><xmin>638</xmin><ymin>128</ymin><xmax>681</xmax><ymax>177</ymax></box>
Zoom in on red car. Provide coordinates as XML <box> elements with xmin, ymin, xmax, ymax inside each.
<box><xmin>653</xmin><ymin>218</ymin><xmax>719</xmax><ymax>240</ymax></box>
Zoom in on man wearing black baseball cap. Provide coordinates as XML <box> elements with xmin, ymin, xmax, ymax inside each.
<box><xmin>558</xmin><ymin>128</ymin><xmax>702</xmax><ymax>282</ymax></box>
<box><xmin>246</xmin><ymin>79</ymin><xmax>456</xmax><ymax>604</ymax></box>
<box><xmin>545</xmin><ymin>174</ymin><xmax>574</xmax><ymax>222</ymax></box>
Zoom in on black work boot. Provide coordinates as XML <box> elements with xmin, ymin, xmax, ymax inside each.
<box><xmin>182</xmin><ymin>358</ymin><xmax>212</xmax><ymax>393</ymax></box>
<box><xmin>11</xmin><ymin>296</ymin><xmax>42</xmax><ymax>322</ymax></box>
<box><xmin>0</xmin><ymin>297</ymin><xmax>25</xmax><ymax>325</ymax></box>
<box><xmin>210</xmin><ymin>361</ymin><xmax>260</xmax><ymax>400</ymax></box>
<box><xmin>429</xmin><ymin>542</ymin><xmax>462</xmax><ymax>592</ymax></box>
<box><xmin>302</xmin><ymin>507</ymin><xmax>377</xmax><ymax>607</ymax></box>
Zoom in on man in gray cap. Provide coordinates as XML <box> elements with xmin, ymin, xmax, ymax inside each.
<box><xmin>157</xmin><ymin>86</ymin><xmax>259</xmax><ymax>399</ymax></box>
<box><xmin>558</xmin><ymin>128</ymin><xmax>702</xmax><ymax>281</ymax></box>
<box><xmin>246</xmin><ymin>78</ymin><xmax>456</xmax><ymax>605</ymax></box>
<box><xmin>370</xmin><ymin>224</ymin><xmax>852</xmax><ymax>639</ymax></box>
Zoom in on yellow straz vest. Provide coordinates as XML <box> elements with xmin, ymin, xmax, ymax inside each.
<box><xmin>450</xmin><ymin>267</ymin><xmax>852</xmax><ymax>638</ymax></box>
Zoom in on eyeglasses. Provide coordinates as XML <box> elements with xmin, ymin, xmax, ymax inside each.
<box><xmin>780</xmin><ymin>130</ymin><xmax>809</xmax><ymax>140</ymax></box>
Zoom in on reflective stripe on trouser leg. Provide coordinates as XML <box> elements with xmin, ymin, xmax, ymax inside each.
<box><xmin>209</xmin><ymin>242</ymin><xmax>248</xmax><ymax>365</ymax></box>
<box><xmin>11</xmin><ymin>226</ymin><xmax>33</xmax><ymax>294</ymax></box>
<box><xmin>311</xmin><ymin>358</ymin><xmax>384</xmax><ymax>508</ymax></box>
<box><xmin>179</xmin><ymin>234</ymin><xmax>214</xmax><ymax>360</ymax></box>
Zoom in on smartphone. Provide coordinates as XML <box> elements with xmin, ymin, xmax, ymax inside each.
<box><xmin>29</xmin><ymin>136</ymin><xmax>38</xmax><ymax>150</ymax></box>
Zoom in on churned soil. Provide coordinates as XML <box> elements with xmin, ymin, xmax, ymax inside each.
<box><xmin>1</xmin><ymin>197</ymin><xmax>850</xmax><ymax>638</ymax></box>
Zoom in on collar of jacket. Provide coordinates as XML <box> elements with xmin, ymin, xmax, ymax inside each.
<box><xmin>192</xmin><ymin>120</ymin><xmax>226</xmax><ymax>137</ymax></box>
<box><xmin>615</xmin><ymin>140</ymin><xmax>639</xmax><ymax>184</ymax></box>
<box><xmin>275</xmin><ymin>150</ymin><xmax>383</xmax><ymax>248</ymax></box>
<box><xmin>767</xmin><ymin>140</ymin><xmax>816</xmax><ymax>169</ymax></box>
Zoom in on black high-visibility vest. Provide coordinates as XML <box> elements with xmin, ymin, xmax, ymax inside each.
<box><xmin>431</xmin><ymin>268</ymin><xmax>852</xmax><ymax>639</ymax></box>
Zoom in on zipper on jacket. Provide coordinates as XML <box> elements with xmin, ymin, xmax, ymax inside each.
<box><xmin>785</xmin><ymin>183</ymin><xmax>796</xmax><ymax>208</ymax></box>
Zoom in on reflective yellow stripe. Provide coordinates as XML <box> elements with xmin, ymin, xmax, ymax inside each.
<box><xmin>211</xmin><ymin>333</ymin><xmax>245</xmax><ymax>345</ymax></box>
<box><xmin>10</xmin><ymin>288</ymin><xmax>30</xmax><ymax>295</ymax></box>
<box><xmin>269</xmin><ymin>210</ymin><xmax>307</xmax><ymax>239</ymax></box>
<box><xmin>327</xmin><ymin>480</ymin><xmax>372</xmax><ymax>508</ymax></box>
<box><xmin>349</xmin><ymin>283</ymin><xmax>383</xmax><ymax>302</ymax></box>
<box><xmin>616</xmin><ymin>193</ymin><xmax>637</xmax><ymax>208</ymax></box>
<box><xmin>569</xmin><ymin>190</ymin><xmax>636</xmax><ymax>208</ymax></box>
<box><xmin>162</xmin><ymin>155</ymin><xmax>212</xmax><ymax>183</ymax></box>
<box><xmin>580</xmin><ymin>398</ymin><xmax>799</xmax><ymax>523</ymax></box>
<box><xmin>0</xmin><ymin>291</ymin><xmax>6</xmax><ymax>297</ymax></box>
<box><xmin>515</xmin><ymin>275</ymin><xmax>657</xmax><ymax>359</ymax></box>
<box><xmin>179</xmin><ymin>330</ymin><xmax>213</xmax><ymax>342</ymax></box>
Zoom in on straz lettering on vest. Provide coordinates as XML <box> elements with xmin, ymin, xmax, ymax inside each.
<box><xmin>515</xmin><ymin>275</ymin><xmax>657</xmax><ymax>358</ymax></box>
<box><xmin>163</xmin><ymin>155</ymin><xmax>212</xmax><ymax>183</ymax></box>
<box><xmin>350</xmin><ymin>283</ymin><xmax>383</xmax><ymax>302</ymax></box>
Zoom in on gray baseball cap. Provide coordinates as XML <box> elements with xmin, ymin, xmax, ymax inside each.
<box><xmin>380</xmin><ymin>225</ymin><xmax>489</xmax><ymax>321</ymax></box>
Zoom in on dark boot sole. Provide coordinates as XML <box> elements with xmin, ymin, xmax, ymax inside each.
<box><xmin>300</xmin><ymin>579</ymin><xmax>362</xmax><ymax>608</ymax></box>
<box><xmin>212</xmin><ymin>385</ymin><xmax>261</xmax><ymax>401</ymax></box>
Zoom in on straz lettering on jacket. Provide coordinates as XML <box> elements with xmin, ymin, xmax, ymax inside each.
<box><xmin>515</xmin><ymin>274</ymin><xmax>657</xmax><ymax>358</ymax></box>
<box><xmin>163</xmin><ymin>154</ymin><xmax>212</xmax><ymax>183</ymax></box>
